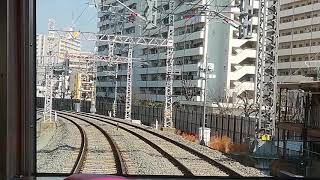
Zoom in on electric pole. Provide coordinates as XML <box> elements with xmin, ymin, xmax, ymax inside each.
<box><xmin>255</xmin><ymin>0</ymin><xmax>279</xmax><ymax>136</ymax></box>
<box><xmin>43</xmin><ymin>19</ymin><xmax>56</xmax><ymax>122</ymax></box>
<box><xmin>200</xmin><ymin>58</ymin><xmax>209</xmax><ymax>146</ymax></box>
<box><xmin>164</xmin><ymin>0</ymin><xmax>175</xmax><ymax>128</ymax></box>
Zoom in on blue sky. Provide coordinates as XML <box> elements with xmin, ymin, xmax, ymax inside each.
<box><xmin>37</xmin><ymin>0</ymin><xmax>99</xmax><ymax>51</ymax></box>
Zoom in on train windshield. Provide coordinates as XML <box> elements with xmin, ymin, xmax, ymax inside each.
<box><xmin>36</xmin><ymin>0</ymin><xmax>320</xmax><ymax>178</ymax></box>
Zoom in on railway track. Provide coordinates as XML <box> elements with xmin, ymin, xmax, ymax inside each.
<box><xmin>58</xmin><ymin>114</ymin><xmax>127</xmax><ymax>175</ymax></box>
<box><xmin>36</xmin><ymin>115</ymin><xmax>82</xmax><ymax>173</ymax></box>
<box><xmin>60</xmin><ymin>112</ymin><xmax>194</xmax><ymax>176</ymax></box>
<box><xmin>57</xmin><ymin>115</ymin><xmax>87</xmax><ymax>174</ymax></box>
<box><xmin>59</xmin><ymin>111</ymin><xmax>242</xmax><ymax>177</ymax></box>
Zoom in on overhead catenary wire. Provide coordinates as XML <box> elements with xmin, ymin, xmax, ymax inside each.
<box><xmin>118</xmin><ymin>0</ymin><xmax>208</xmax><ymax>54</ymax></box>
<box><xmin>176</xmin><ymin>0</ymin><xmax>235</xmax><ymax>43</ymax></box>
<box><xmin>73</xmin><ymin>5</ymin><xmax>89</xmax><ymax>29</ymax></box>
<box><xmin>128</xmin><ymin>0</ymin><xmax>204</xmax><ymax>52</ymax></box>
<box><xmin>134</xmin><ymin>0</ymin><xmax>231</xmax><ymax>103</ymax></box>
<box><xmin>94</xmin><ymin>0</ymin><xmax>236</xmax><ymax>119</ymax></box>
<box><xmin>125</xmin><ymin>0</ymin><xmax>187</xmax><ymax>53</ymax></box>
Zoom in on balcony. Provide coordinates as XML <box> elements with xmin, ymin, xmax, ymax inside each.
<box><xmin>278</xmin><ymin>75</ymin><xmax>314</xmax><ymax>83</ymax></box>
<box><xmin>175</xmin><ymin>47</ymin><xmax>204</xmax><ymax>57</ymax></box>
<box><xmin>175</xmin><ymin>16</ymin><xmax>205</xmax><ymax>28</ymax></box>
<box><xmin>97</xmin><ymin>70</ymin><xmax>127</xmax><ymax>77</ymax></box>
<box><xmin>137</xmin><ymin>79</ymin><xmax>202</xmax><ymax>88</ymax></box>
<box><xmin>280</xmin><ymin>3</ymin><xmax>320</xmax><ymax>17</ymax></box>
<box><xmin>138</xmin><ymin>66</ymin><xmax>166</xmax><ymax>74</ymax></box>
<box><xmin>97</xmin><ymin>81</ymin><xmax>127</xmax><ymax>87</ymax></box>
<box><xmin>143</xmin><ymin>47</ymin><xmax>204</xmax><ymax>60</ymax></box>
<box><xmin>278</xmin><ymin>46</ymin><xmax>320</xmax><ymax>56</ymax></box>
<box><xmin>278</xmin><ymin>48</ymin><xmax>293</xmax><ymax>56</ymax></box>
<box><xmin>137</xmin><ymin>64</ymin><xmax>199</xmax><ymax>74</ymax></box>
<box><xmin>278</xmin><ymin>60</ymin><xmax>320</xmax><ymax>69</ymax></box>
<box><xmin>280</xmin><ymin>17</ymin><xmax>320</xmax><ymax>30</ymax></box>
<box><xmin>279</xmin><ymin>31</ymin><xmax>320</xmax><ymax>43</ymax></box>
<box><xmin>174</xmin><ymin>31</ymin><xmax>205</xmax><ymax>43</ymax></box>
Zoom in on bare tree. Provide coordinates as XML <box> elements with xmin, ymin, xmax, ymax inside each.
<box><xmin>237</xmin><ymin>91</ymin><xmax>257</xmax><ymax>118</ymax></box>
<box><xmin>182</xmin><ymin>80</ymin><xmax>199</xmax><ymax>101</ymax></box>
<box><xmin>132</xmin><ymin>94</ymin><xmax>142</xmax><ymax>106</ymax></box>
<box><xmin>279</xmin><ymin>90</ymin><xmax>306</xmax><ymax>123</ymax></box>
<box><xmin>118</xmin><ymin>88</ymin><xmax>126</xmax><ymax>104</ymax></box>
<box><xmin>207</xmin><ymin>89</ymin><xmax>237</xmax><ymax>115</ymax></box>
<box><xmin>150</xmin><ymin>101</ymin><xmax>164</xmax><ymax>108</ymax></box>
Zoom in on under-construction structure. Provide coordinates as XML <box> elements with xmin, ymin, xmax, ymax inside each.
<box><xmin>66</xmin><ymin>53</ymin><xmax>97</xmax><ymax>103</ymax></box>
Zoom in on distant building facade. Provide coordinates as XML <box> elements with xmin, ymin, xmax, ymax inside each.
<box><xmin>278</xmin><ymin>0</ymin><xmax>320</xmax><ymax>82</ymax></box>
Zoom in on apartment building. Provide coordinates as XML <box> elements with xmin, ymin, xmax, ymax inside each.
<box><xmin>36</xmin><ymin>34</ymin><xmax>48</xmax><ymax>65</ymax></box>
<box><xmin>278</xmin><ymin>0</ymin><xmax>320</xmax><ymax>82</ymax></box>
<box><xmin>96</xmin><ymin>0</ymin><xmax>260</xmax><ymax>105</ymax></box>
<box><xmin>217</xmin><ymin>0</ymin><xmax>260</xmax><ymax>102</ymax></box>
<box><xmin>36</xmin><ymin>31</ymin><xmax>81</xmax><ymax>97</ymax></box>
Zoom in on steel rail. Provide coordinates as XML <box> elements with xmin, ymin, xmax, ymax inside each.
<box><xmin>59</xmin><ymin>111</ymin><xmax>194</xmax><ymax>176</ymax></box>
<box><xmin>58</xmin><ymin>113</ymin><xmax>127</xmax><ymax>175</ymax></box>
<box><xmin>57</xmin><ymin>115</ymin><xmax>87</xmax><ymax>174</ymax></box>
<box><xmin>66</xmin><ymin>111</ymin><xmax>242</xmax><ymax>177</ymax></box>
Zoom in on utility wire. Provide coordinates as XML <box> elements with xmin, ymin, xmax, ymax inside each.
<box><xmin>126</xmin><ymin>0</ymin><xmax>186</xmax><ymax>53</ymax></box>
<box><xmin>174</xmin><ymin>0</ymin><xmax>236</xmax><ymax>44</ymax></box>
<box><xmin>73</xmin><ymin>5</ymin><xmax>89</xmax><ymax>28</ymax></box>
<box><xmin>175</xmin><ymin>0</ymin><xmax>216</xmax><ymax>43</ymax></box>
